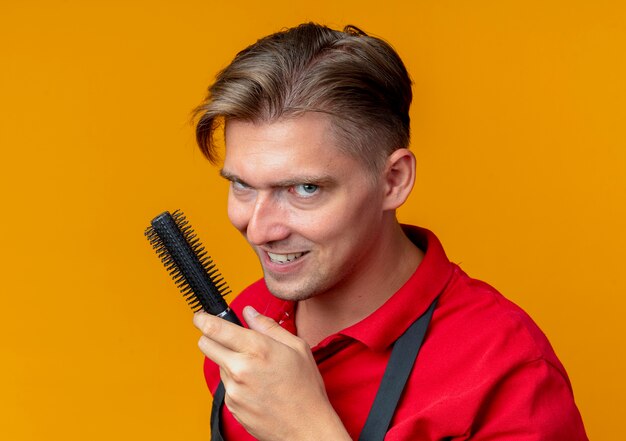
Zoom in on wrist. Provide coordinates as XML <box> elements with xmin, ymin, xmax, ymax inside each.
<box><xmin>298</xmin><ymin>406</ymin><xmax>351</xmax><ymax>441</ymax></box>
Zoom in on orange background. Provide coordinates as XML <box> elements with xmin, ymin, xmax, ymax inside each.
<box><xmin>1</xmin><ymin>1</ymin><xmax>624</xmax><ymax>439</ymax></box>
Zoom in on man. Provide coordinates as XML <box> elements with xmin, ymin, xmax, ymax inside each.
<box><xmin>191</xmin><ymin>23</ymin><xmax>587</xmax><ymax>440</ymax></box>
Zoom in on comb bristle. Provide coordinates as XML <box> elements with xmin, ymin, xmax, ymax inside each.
<box><xmin>145</xmin><ymin>210</ymin><xmax>232</xmax><ymax>316</ymax></box>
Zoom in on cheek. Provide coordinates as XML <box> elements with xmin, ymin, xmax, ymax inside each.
<box><xmin>293</xmin><ymin>198</ymin><xmax>369</xmax><ymax>244</ymax></box>
<box><xmin>326</xmin><ymin>189</ymin><xmax>384</xmax><ymax>243</ymax></box>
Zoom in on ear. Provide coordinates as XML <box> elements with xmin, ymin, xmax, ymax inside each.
<box><xmin>381</xmin><ymin>148</ymin><xmax>416</xmax><ymax>211</ymax></box>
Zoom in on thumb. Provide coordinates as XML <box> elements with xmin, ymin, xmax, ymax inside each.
<box><xmin>243</xmin><ymin>306</ymin><xmax>299</xmax><ymax>346</ymax></box>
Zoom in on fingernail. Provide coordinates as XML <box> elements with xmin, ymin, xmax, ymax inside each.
<box><xmin>193</xmin><ymin>312</ymin><xmax>206</xmax><ymax>328</ymax></box>
<box><xmin>243</xmin><ymin>306</ymin><xmax>259</xmax><ymax>319</ymax></box>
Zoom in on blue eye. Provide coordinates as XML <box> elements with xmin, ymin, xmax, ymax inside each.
<box><xmin>231</xmin><ymin>180</ymin><xmax>249</xmax><ymax>191</ymax></box>
<box><xmin>293</xmin><ymin>184</ymin><xmax>319</xmax><ymax>197</ymax></box>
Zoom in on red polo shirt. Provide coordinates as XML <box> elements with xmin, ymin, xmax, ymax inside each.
<box><xmin>203</xmin><ymin>226</ymin><xmax>588</xmax><ymax>440</ymax></box>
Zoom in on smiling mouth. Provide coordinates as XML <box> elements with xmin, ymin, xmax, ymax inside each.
<box><xmin>267</xmin><ymin>251</ymin><xmax>307</xmax><ymax>264</ymax></box>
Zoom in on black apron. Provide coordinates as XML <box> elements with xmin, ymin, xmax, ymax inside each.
<box><xmin>210</xmin><ymin>297</ymin><xmax>438</xmax><ymax>441</ymax></box>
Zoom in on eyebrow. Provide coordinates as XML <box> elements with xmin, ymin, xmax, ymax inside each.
<box><xmin>220</xmin><ymin>169</ymin><xmax>245</xmax><ymax>183</ymax></box>
<box><xmin>220</xmin><ymin>168</ymin><xmax>337</xmax><ymax>188</ymax></box>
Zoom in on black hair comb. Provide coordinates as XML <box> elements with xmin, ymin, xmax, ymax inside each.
<box><xmin>145</xmin><ymin>210</ymin><xmax>241</xmax><ymax>326</ymax></box>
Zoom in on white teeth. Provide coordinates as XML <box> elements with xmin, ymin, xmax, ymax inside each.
<box><xmin>268</xmin><ymin>252</ymin><xmax>305</xmax><ymax>264</ymax></box>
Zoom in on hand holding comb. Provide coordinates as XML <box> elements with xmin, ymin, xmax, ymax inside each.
<box><xmin>145</xmin><ymin>210</ymin><xmax>241</xmax><ymax>326</ymax></box>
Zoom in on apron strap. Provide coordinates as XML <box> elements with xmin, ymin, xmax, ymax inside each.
<box><xmin>210</xmin><ymin>381</ymin><xmax>226</xmax><ymax>441</ymax></box>
<box><xmin>210</xmin><ymin>297</ymin><xmax>438</xmax><ymax>441</ymax></box>
<box><xmin>358</xmin><ymin>297</ymin><xmax>438</xmax><ymax>441</ymax></box>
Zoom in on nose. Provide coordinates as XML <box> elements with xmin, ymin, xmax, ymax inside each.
<box><xmin>245</xmin><ymin>192</ymin><xmax>291</xmax><ymax>246</ymax></box>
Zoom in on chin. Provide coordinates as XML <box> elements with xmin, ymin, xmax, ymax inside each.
<box><xmin>263</xmin><ymin>275</ymin><xmax>325</xmax><ymax>302</ymax></box>
<box><xmin>265</xmin><ymin>283</ymin><xmax>315</xmax><ymax>302</ymax></box>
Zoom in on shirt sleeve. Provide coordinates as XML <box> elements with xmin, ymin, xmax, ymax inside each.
<box><xmin>467</xmin><ymin>357</ymin><xmax>588</xmax><ymax>440</ymax></box>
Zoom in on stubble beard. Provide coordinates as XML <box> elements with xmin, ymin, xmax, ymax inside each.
<box><xmin>262</xmin><ymin>265</ymin><xmax>330</xmax><ymax>302</ymax></box>
<box><xmin>260</xmin><ymin>250</ymin><xmax>361</xmax><ymax>303</ymax></box>
<box><xmin>254</xmin><ymin>243</ymin><xmax>335</xmax><ymax>302</ymax></box>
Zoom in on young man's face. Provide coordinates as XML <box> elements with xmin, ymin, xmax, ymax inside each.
<box><xmin>222</xmin><ymin>113</ymin><xmax>387</xmax><ymax>302</ymax></box>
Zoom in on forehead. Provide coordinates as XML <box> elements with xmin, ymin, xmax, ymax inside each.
<box><xmin>222</xmin><ymin>114</ymin><xmax>369</xmax><ymax>184</ymax></box>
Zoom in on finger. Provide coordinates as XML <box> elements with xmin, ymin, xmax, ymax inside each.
<box><xmin>243</xmin><ymin>306</ymin><xmax>306</xmax><ymax>349</ymax></box>
<box><xmin>193</xmin><ymin>311</ymin><xmax>259</xmax><ymax>354</ymax></box>
<box><xmin>197</xmin><ymin>334</ymin><xmax>235</xmax><ymax>367</ymax></box>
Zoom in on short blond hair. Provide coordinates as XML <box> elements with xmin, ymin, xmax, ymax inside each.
<box><xmin>194</xmin><ymin>23</ymin><xmax>412</xmax><ymax>173</ymax></box>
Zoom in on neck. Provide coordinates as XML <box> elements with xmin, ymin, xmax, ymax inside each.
<box><xmin>295</xmin><ymin>220</ymin><xmax>423</xmax><ymax>347</ymax></box>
